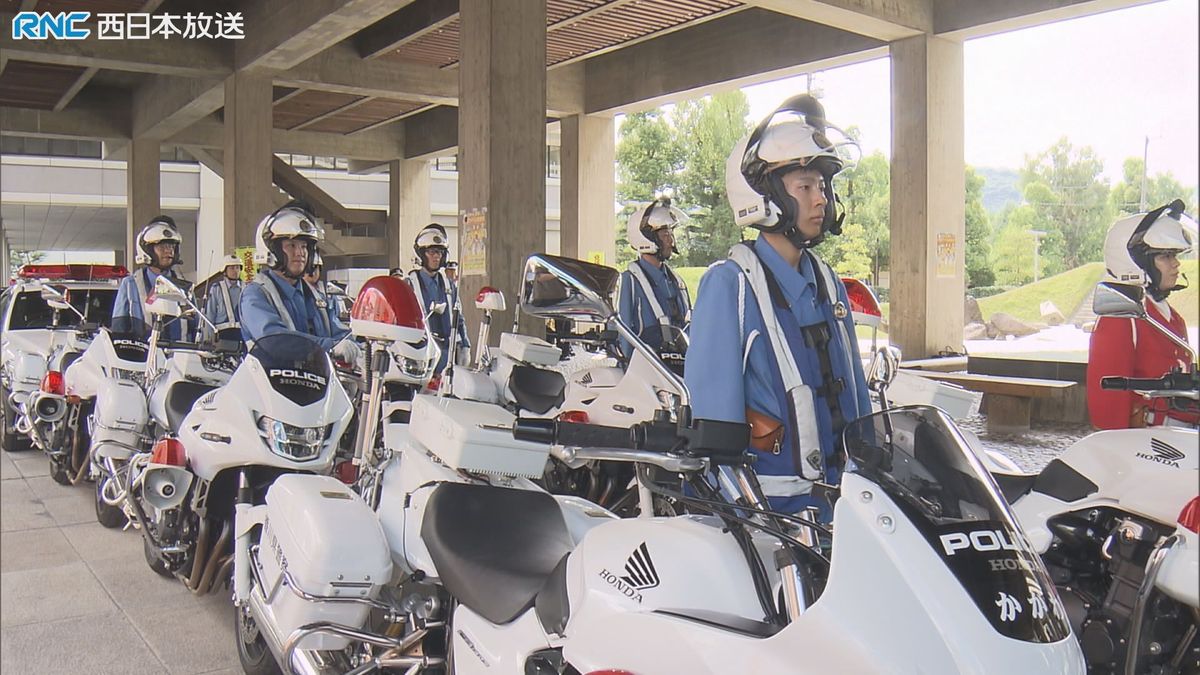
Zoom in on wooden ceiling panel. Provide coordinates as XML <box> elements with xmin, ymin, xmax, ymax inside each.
<box><xmin>272</xmin><ymin>90</ymin><xmax>363</xmax><ymax>130</ymax></box>
<box><xmin>302</xmin><ymin>98</ymin><xmax>426</xmax><ymax>134</ymax></box>
<box><xmin>0</xmin><ymin>60</ymin><xmax>86</xmax><ymax>110</ymax></box>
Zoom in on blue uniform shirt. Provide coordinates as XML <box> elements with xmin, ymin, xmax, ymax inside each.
<box><xmin>111</xmin><ymin>267</ymin><xmax>192</xmax><ymax>341</ymax></box>
<box><xmin>239</xmin><ymin>271</ymin><xmax>347</xmax><ymax>350</ymax></box>
<box><xmin>411</xmin><ymin>268</ymin><xmax>470</xmax><ymax>374</ymax></box>
<box><xmin>684</xmin><ymin>234</ymin><xmax>871</xmax><ymax>513</ymax></box>
<box><xmin>617</xmin><ymin>257</ymin><xmax>690</xmax><ymax>357</ymax></box>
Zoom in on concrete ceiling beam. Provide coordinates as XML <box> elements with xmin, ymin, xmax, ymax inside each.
<box><xmin>236</xmin><ymin>0</ymin><xmax>418</xmax><ymax>71</ymax></box>
<box><xmin>169</xmin><ymin>120</ymin><xmax>405</xmax><ymax>161</ymax></box>
<box><xmin>354</xmin><ymin>0</ymin><xmax>460</xmax><ymax>59</ymax></box>
<box><xmin>743</xmin><ymin>0</ymin><xmax>931</xmax><ymax>40</ymax></box>
<box><xmin>933</xmin><ymin>0</ymin><xmax>1154</xmax><ymax>39</ymax></box>
<box><xmin>583</xmin><ymin>9</ymin><xmax>886</xmax><ymax>114</ymax></box>
<box><xmin>0</xmin><ymin>92</ymin><xmax>130</xmax><ymax>140</ymax></box>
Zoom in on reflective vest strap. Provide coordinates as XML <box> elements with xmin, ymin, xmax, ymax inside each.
<box><xmin>251</xmin><ymin>272</ymin><xmax>296</xmax><ymax>331</ymax></box>
<box><xmin>306</xmin><ymin>281</ymin><xmax>332</xmax><ymax>336</ymax></box>
<box><xmin>728</xmin><ymin>244</ymin><xmax>806</xmax><ymax>392</ymax></box>
<box><xmin>215</xmin><ymin>280</ymin><xmax>239</xmax><ymax>331</ymax></box>
<box><xmin>625</xmin><ymin>261</ymin><xmax>673</xmax><ymax>344</ymax></box>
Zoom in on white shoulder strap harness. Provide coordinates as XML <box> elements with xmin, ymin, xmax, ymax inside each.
<box><xmin>132</xmin><ymin>268</ymin><xmax>152</xmax><ymax>321</ymax></box>
<box><xmin>727</xmin><ymin>243</ymin><xmax>827</xmax><ymax>490</ymax></box>
<box><xmin>407</xmin><ymin>270</ymin><xmax>427</xmax><ymax>317</ymax></box>
<box><xmin>626</xmin><ymin>261</ymin><xmax>690</xmax><ymax>343</ymax></box>
<box><xmin>252</xmin><ymin>272</ymin><xmax>332</xmax><ymax>339</ymax></box>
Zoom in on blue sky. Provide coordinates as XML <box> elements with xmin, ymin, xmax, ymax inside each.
<box><xmin>741</xmin><ymin>0</ymin><xmax>1199</xmax><ymax>189</ymax></box>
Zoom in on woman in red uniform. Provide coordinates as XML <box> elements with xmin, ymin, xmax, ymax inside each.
<box><xmin>1087</xmin><ymin>199</ymin><xmax>1197</xmax><ymax>429</ymax></box>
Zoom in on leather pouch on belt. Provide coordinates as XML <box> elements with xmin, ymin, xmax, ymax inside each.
<box><xmin>746</xmin><ymin>408</ymin><xmax>784</xmax><ymax>454</ymax></box>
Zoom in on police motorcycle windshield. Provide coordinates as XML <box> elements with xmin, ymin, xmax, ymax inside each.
<box><xmin>842</xmin><ymin>405</ymin><xmax>1071</xmax><ymax>643</ymax></box>
<box><xmin>248</xmin><ymin>333</ymin><xmax>331</xmax><ymax>407</ymax></box>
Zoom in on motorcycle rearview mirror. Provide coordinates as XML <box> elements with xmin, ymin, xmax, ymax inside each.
<box><xmin>39</xmin><ymin>285</ymin><xmax>85</xmax><ymax>320</ymax></box>
<box><xmin>151</xmin><ymin>276</ymin><xmax>218</xmax><ymax>334</ymax></box>
<box><xmin>1093</xmin><ymin>281</ymin><xmax>1198</xmax><ymax>363</ymax></box>
<box><xmin>867</xmin><ymin>346</ymin><xmax>901</xmax><ymax>400</ymax></box>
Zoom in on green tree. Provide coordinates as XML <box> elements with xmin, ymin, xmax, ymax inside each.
<box><xmin>615</xmin><ymin>110</ymin><xmax>684</xmax><ymax>266</ymax></box>
<box><xmin>818</xmin><ymin>221</ymin><xmax>873</xmax><ymax>280</ymax></box>
<box><xmin>1108</xmin><ymin>157</ymin><xmax>1197</xmax><ymax>216</ymax></box>
<box><xmin>671</xmin><ymin>91</ymin><xmax>751</xmax><ymax>266</ymax></box>
<box><xmin>1018</xmin><ymin>137</ymin><xmax>1112</xmax><ymax>268</ymax></box>
<box><xmin>965</xmin><ymin>166</ymin><xmax>994</xmax><ymax>287</ymax></box>
<box><xmin>8</xmin><ymin>249</ymin><xmax>46</xmax><ymax>277</ymax></box>
<box><xmin>833</xmin><ymin>149</ymin><xmax>890</xmax><ymax>284</ymax></box>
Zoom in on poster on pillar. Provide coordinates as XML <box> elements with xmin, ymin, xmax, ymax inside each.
<box><xmin>936</xmin><ymin>233</ymin><xmax>957</xmax><ymax>278</ymax></box>
<box><xmin>235</xmin><ymin>246</ymin><xmax>257</xmax><ymax>282</ymax></box>
<box><xmin>460</xmin><ymin>208</ymin><xmax>488</xmax><ymax>277</ymax></box>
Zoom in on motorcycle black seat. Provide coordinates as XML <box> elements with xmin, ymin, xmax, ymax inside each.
<box><xmin>508</xmin><ymin>365</ymin><xmax>566</xmax><ymax>414</ymax></box>
<box><xmin>992</xmin><ymin>471</ymin><xmax>1038</xmax><ymax>503</ymax></box>
<box><xmin>165</xmin><ymin>381</ymin><xmax>219</xmax><ymax>431</ymax></box>
<box><xmin>422</xmin><ymin>483</ymin><xmax>574</xmax><ymax>625</ymax></box>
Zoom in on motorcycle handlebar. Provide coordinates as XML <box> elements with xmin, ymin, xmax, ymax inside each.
<box><xmin>512</xmin><ymin>418</ymin><xmax>636</xmax><ymax>449</ymax></box>
<box><xmin>1101</xmin><ymin>372</ymin><xmax>1199</xmax><ymax>392</ymax></box>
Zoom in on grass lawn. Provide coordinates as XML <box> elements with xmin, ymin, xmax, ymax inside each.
<box><xmin>674</xmin><ymin>266</ymin><xmax>707</xmax><ymax>299</ymax></box>
<box><xmin>1170</xmin><ymin>260</ymin><xmax>1198</xmax><ymax>325</ymax></box>
<box><xmin>977</xmin><ymin>262</ymin><xmax>1106</xmax><ymax>324</ymax></box>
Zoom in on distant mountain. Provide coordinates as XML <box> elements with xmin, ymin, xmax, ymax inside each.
<box><xmin>975</xmin><ymin>167</ymin><xmax>1023</xmax><ymax>215</ymax></box>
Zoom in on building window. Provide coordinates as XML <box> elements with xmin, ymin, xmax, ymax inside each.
<box><xmin>547</xmin><ymin>145</ymin><xmax>560</xmax><ymax>179</ymax></box>
<box><xmin>435</xmin><ymin>155</ymin><xmax>458</xmax><ymax>172</ymax></box>
<box><xmin>1</xmin><ymin>135</ymin><xmax>102</xmax><ymax>159</ymax></box>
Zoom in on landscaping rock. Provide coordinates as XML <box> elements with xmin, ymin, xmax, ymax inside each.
<box><xmin>1040</xmin><ymin>300</ymin><xmax>1066</xmax><ymax>326</ymax></box>
<box><xmin>965</xmin><ymin>296</ymin><xmax>984</xmax><ymax>325</ymax></box>
<box><xmin>964</xmin><ymin>322</ymin><xmax>989</xmax><ymax>340</ymax></box>
<box><xmin>990</xmin><ymin>312</ymin><xmax>1040</xmax><ymax>337</ymax></box>
<box><xmin>986</xmin><ymin>321</ymin><xmax>1001</xmax><ymax>339</ymax></box>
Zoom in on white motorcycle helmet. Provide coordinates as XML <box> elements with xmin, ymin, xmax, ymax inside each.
<box><xmin>135</xmin><ymin>216</ymin><xmax>183</xmax><ymax>267</ymax></box>
<box><xmin>1103</xmin><ymin>199</ymin><xmax>1194</xmax><ymax>300</ymax></box>
<box><xmin>627</xmin><ymin>196</ymin><xmax>687</xmax><ymax>261</ymax></box>
<box><xmin>725</xmin><ymin>94</ymin><xmax>858</xmax><ymax>248</ymax></box>
<box><xmin>414</xmin><ymin>223</ymin><xmax>449</xmax><ymax>271</ymax></box>
<box><xmin>253</xmin><ymin>201</ymin><xmax>324</xmax><ymax>278</ymax></box>
<box><xmin>221</xmin><ymin>254</ymin><xmax>243</xmax><ymax>275</ymax></box>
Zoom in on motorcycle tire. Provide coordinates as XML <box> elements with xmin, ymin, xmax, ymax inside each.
<box><xmin>94</xmin><ymin>476</ymin><xmax>128</xmax><ymax>529</ymax></box>
<box><xmin>235</xmin><ymin>597</ymin><xmax>283</xmax><ymax>675</ymax></box>
<box><xmin>142</xmin><ymin>534</ymin><xmax>174</xmax><ymax>579</ymax></box>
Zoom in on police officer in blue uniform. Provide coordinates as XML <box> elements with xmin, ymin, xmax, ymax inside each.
<box><xmin>239</xmin><ymin>202</ymin><xmax>359</xmax><ymax>363</ymax></box>
<box><xmin>685</xmin><ymin>95</ymin><xmax>870</xmax><ymax>516</ymax></box>
<box><xmin>112</xmin><ymin>216</ymin><xmax>194</xmax><ymax>341</ymax></box>
<box><xmin>204</xmin><ymin>254</ymin><xmax>243</xmax><ymax>342</ymax></box>
<box><xmin>617</xmin><ymin>197</ymin><xmax>691</xmax><ymax>362</ymax></box>
<box><xmin>406</xmin><ymin>223</ymin><xmax>470</xmax><ymax>375</ymax></box>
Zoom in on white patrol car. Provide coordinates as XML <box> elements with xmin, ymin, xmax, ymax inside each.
<box><xmin>0</xmin><ymin>264</ymin><xmax>125</xmax><ymax>452</ymax></box>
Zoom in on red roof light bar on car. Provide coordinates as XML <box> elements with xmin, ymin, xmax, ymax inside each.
<box><xmin>18</xmin><ymin>264</ymin><xmax>129</xmax><ymax>280</ymax></box>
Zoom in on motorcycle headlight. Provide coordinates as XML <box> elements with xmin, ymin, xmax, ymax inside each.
<box><xmin>400</xmin><ymin>356</ymin><xmax>431</xmax><ymax>378</ymax></box>
<box><xmin>255</xmin><ymin>414</ymin><xmax>332</xmax><ymax>462</ymax></box>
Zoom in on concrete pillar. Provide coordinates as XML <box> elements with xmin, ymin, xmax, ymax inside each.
<box><xmin>889</xmin><ymin>35</ymin><xmax>965</xmax><ymax>359</ymax></box>
<box><xmin>1</xmin><ymin>233</ymin><xmax>9</xmax><ymax>282</ymax></box>
<box><xmin>560</xmin><ymin>114</ymin><xmax>616</xmax><ymax>266</ymax></box>
<box><xmin>390</xmin><ymin>158</ymin><xmax>431</xmax><ymax>272</ymax></box>
<box><xmin>195</xmin><ymin>164</ymin><xmax>226</xmax><ymax>280</ymax></box>
<box><xmin>458</xmin><ymin>0</ymin><xmax>547</xmax><ymax>339</ymax></box>
<box><xmin>223</xmin><ymin>73</ymin><xmax>273</xmax><ymax>250</ymax></box>
<box><xmin>125</xmin><ymin>138</ymin><xmax>161</xmax><ymax>269</ymax></box>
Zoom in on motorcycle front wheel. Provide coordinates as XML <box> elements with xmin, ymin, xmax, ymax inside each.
<box><xmin>94</xmin><ymin>473</ymin><xmax>128</xmax><ymax>529</ymax></box>
<box><xmin>235</xmin><ymin>583</ymin><xmax>282</xmax><ymax>675</ymax></box>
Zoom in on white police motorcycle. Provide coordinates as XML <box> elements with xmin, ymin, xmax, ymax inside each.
<box><xmin>978</xmin><ymin>281</ymin><xmax>1199</xmax><ymax>675</ymax></box>
<box><xmin>232</xmin><ymin>254</ymin><xmax>1085</xmax><ymax>675</ymax></box>
<box><xmin>130</xmin><ymin>275</ymin><xmax>353</xmax><ymax>605</ymax></box>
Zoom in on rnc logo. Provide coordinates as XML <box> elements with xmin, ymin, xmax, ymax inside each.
<box><xmin>11</xmin><ymin>11</ymin><xmax>92</xmax><ymax>40</ymax></box>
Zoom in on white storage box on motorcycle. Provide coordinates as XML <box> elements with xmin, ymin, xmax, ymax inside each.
<box><xmin>410</xmin><ymin>394</ymin><xmax>550</xmax><ymax>477</ymax></box>
<box><xmin>258</xmin><ymin>475</ymin><xmax>392</xmax><ymax>650</ymax></box>
<box><xmin>499</xmin><ymin>333</ymin><xmax>561</xmax><ymax>366</ymax></box>
<box><xmin>886</xmin><ymin>371</ymin><xmax>980</xmax><ymax>420</ymax></box>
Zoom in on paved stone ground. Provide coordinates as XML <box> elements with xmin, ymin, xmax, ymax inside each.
<box><xmin>960</xmin><ymin>413</ymin><xmax>1095</xmax><ymax>472</ymax></box>
<box><xmin>0</xmin><ymin>448</ymin><xmax>239</xmax><ymax>675</ymax></box>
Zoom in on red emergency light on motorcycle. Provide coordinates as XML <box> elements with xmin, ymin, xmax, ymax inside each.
<box><xmin>476</xmin><ymin>286</ymin><xmax>507</xmax><ymax>311</ymax></box>
<box><xmin>840</xmin><ymin>277</ymin><xmax>882</xmax><ymax>328</ymax></box>
<box><xmin>350</xmin><ymin>276</ymin><xmax>426</xmax><ymax>343</ymax></box>
<box><xmin>1179</xmin><ymin>496</ymin><xmax>1200</xmax><ymax>534</ymax></box>
<box><xmin>151</xmin><ymin>437</ymin><xmax>187</xmax><ymax>467</ymax></box>
<box><xmin>18</xmin><ymin>264</ymin><xmax>128</xmax><ymax>280</ymax></box>
<box><xmin>40</xmin><ymin>371</ymin><xmax>65</xmax><ymax>396</ymax></box>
